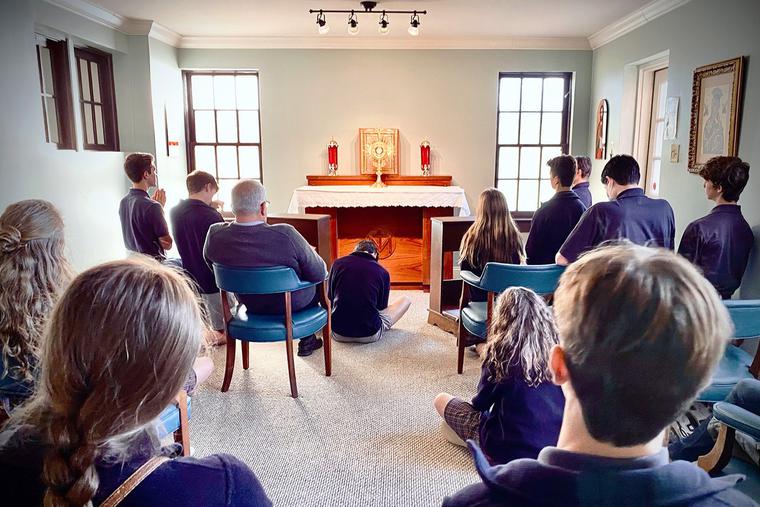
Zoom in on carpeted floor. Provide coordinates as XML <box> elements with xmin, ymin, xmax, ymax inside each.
<box><xmin>190</xmin><ymin>290</ymin><xmax>481</xmax><ymax>506</ymax></box>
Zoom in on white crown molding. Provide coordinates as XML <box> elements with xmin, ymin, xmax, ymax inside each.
<box><xmin>178</xmin><ymin>36</ymin><xmax>591</xmax><ymax>50</ymax></box>
<box><xmin>150</xmin><ymin>22</ymin><xmax>182</xmax><ymax>46</ymax></box>
<box><xmin>588</xmin><ymin>0</ymin><xmax>692</xmax><ymax>49</ymax></box>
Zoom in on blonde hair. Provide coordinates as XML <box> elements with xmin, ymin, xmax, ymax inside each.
<box><xmin>9</xmin><ymin>258</ymin><xmax>203</xmax><ymax>506</ymax></box>
<box><xmin>460</xmin><ymin>188</ymin><xmax>524</xmax><ymax>270</ymax></box>
<box><xmin>483</xmin><ymin>287</ymin><xmax>558</xmax><ymax>386</ymax></box>
<box><xmin>0</xmin><ymin>200</ymin><xmax>73</xmax><ymax>387</ymax></box>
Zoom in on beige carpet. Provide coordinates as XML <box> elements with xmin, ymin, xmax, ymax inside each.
<box><xmin>189</xmin><ymin>290</ymin><xmax>481</xmax><ymax>506</ymax></box>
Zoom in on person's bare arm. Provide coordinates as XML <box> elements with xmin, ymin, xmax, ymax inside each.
<box><xmin>159</xmin><ymin>235</ymin><xmax>173</xmax><ymax>250</ymax></box>
<box><xmin>555</xmin><ymin>252</ymin><xmax>570</xmax><ymax>266</ymax></box>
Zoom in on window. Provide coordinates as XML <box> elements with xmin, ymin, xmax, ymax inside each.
<box><xmin>75</xmin><ymin>47</ymin><xmax>119</xmax><ymax>151</ymax></box>
<box><xmin>184</xmin><ymin>71</ymin><xmax>263</xmax><ymax>205</ymax></box>
<box><xmin>35</xmin><ymin>36</ymin><xmax>74</xmax><ymax>149</ymax></box>
<box><xmin>495</xmin><ymin>72</ymin><xmax>572</xmax><ymax>214</ymax></box>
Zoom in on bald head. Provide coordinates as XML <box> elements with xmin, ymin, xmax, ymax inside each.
<box><xmin>231</xmin><ymin>179</ymin><xmax>267</xmax><ymax>217</ymax></box>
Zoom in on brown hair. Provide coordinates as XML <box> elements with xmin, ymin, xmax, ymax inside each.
<box><xmin>123</xmin><ymin>153</ymin><xmax>155</xmax><ymax>183</ymax></box>
<box><xmin>0</xmin><ymin>200</ymin><xmax>73</xmax><ymax>387</ymax></box>
<box><xmin>575</xmin><ymin>156</ymin><xmax>592</xmax><ymax>179</ymax></box>
<box><xmin>553</xmin><ymin>243</ymin><xmax>730</xmax><ymax>446</ymax></box>
<box><xmin>9</xmin><ymin>258</ymin><xmax>203</xmax><ymax>506</ymax></box>
<box><xmin>548</xmin><ymin>155</ymin><xmax>577</xmax><ymax>187</ymax></box>
<box><xmin>186</xmin><ymin>170</ymin><xmax>218</xmax><ymax>194</ymax></box>
<box><xmin>460</xmin><ymin>188</ymin><xmax>524</xmax><ymax>270</ymax></box>
<box><xmin>483</xmin><ymin>287</ymin><xmax>558</xmax><ymax>386</ymax></box>
<box><xmin>699</xmin><ymin>156</ymin><xmax>750</xmax><ymax>202</ymax></box>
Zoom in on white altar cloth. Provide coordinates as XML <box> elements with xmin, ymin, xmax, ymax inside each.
<box><xmin>287</xmin><ymin>185</ymin><xmax>470</xmax><ymax>217</ymax></box>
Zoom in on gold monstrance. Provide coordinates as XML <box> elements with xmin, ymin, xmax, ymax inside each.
<box><xmin>364</xmin><ymin>137</ymin><xmax>395</xmax><ymax>188</ymax></box>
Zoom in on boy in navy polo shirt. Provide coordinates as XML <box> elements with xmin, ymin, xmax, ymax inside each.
<box><xmin>571</xmin><ymin>156</ymin><xmax>593</xmax><ymax>208</ymax></box>
<box><xmin>170</xmin><ymin>170</ymin><xmax>226</xmax><ymax>334</ymax></box>
<box><xmin>525</xmin><ymin>155</ymin><xmax>586</xmax><ymax>265</ymax></box>
<box><xmin>557</xmin><ymin>154</ymin><xmax>675</xmax><ymax>265</ymax></box>
<box><xmin>443</xmin><ymin>244</ymin><xmax>755</xmax><ymax>507</ymax></box>
<box><xmin>678</xmin><ymin>156</ymin><xmax>753</xmax><ymax>299</ymax></box>
<box><xmin>118</xmin><ymin>153</ymin><xmax>173</xmax><ymax>261</ymax></box>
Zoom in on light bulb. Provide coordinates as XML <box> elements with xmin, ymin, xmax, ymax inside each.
<box><xmin>379</xmin><ymin>22</ymin><xmax>390</xmax><ymax>35</ymax></box>
<box><xmin>348</xmin><ymin>20</ymin><xmax>359</xmax><ymax>35</ymax></box>
<box><xmin>318</xmin><ymin>24</ymin><xmax>330</xmax><ymax>35</ymax></box>
<box><xmin>408</xmin><ymin>25</ymin><xmax>419</xmax><ymax>36</ymax></box>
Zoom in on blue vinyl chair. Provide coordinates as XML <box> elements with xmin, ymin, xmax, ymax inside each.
<box><xmin>457</xmin><ymin>262</ymin><xmax>565</xmax><ymax>373</ymax></box>
<box><xmin>213</xmin><ymin>264</ymin><xmax>331</xmax><ymax>398</ymax></box>
<box><xmin>698</xmin><ymin>300</ymin><xmax>760</xmax><ymax>403</ymax></box>
<box><xmin>157</xmin><ymin>390</ymin><xmax>191</xmax><ymax>456</ymax></box>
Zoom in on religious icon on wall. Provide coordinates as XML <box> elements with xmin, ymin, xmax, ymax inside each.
<box><xmin>688</xmin><ymin>57</ymin><xmax>744</xmax><ymax>172</ymax></box>
<box><xmin>594</xmin><ymin>99</ymin><xmax>609</xmax><ymax>160</ymax></box>
<box><xmin>359</xmin><ymin>128</ymin><xmax>400</xmax><ymax>175</ymax></box>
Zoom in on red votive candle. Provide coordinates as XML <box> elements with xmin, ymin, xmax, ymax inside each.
<box><xmin>420</xmin><ymin>141</ymin><xmax>431</xmax><ymax>168</ymax></box>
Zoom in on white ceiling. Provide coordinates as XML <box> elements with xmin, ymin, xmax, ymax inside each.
<box><xmin>83</xmin><ymin>0</ymin><xmax>652</xmax><ymax>40</ymax></box>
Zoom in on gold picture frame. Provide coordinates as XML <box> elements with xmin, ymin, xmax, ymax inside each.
<box><xmin>359</xmin><ymin>128</ymin><xmax>400</xmax><ymax>175</ymax></box>
<box><xmin>688</xmin><ymin>57</ymin><xmax>744</xmax><ymax>173</ymax></box>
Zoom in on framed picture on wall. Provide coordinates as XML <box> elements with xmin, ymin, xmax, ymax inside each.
<box><xmin>688</xmin><ymin>57</ymin><xmax>744</xmax><ymax>172</ymax></box>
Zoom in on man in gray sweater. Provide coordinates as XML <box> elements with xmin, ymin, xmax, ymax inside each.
<box><xmin>204</xmin><ymin>179</ymin><xmax>328</xmax><ymax>356</ymax></box>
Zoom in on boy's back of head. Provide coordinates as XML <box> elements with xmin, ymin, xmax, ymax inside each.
<box><xmin>553</xmin><ymin>243</ymin><xmax>730</xmax><ymax>446</ymax></box>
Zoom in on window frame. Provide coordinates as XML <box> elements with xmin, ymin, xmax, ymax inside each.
<box><xmin>74</xmin><ymin>46</ymin><xmax>119</xmax><ymax>152</ymax></box>
<box><xmin>183</xmin><ymin>70</ymin><xmax>264</xmax><ymax>186</ymax></box>
<box><xmin>35</xmin><ymin>36</ymin><xmax>75</xmax><ymax>149</ymax></box>
<box><xmin>494</xmin><ymin>71</ymin><xmax>573</xmax><ymax>220</ymax></box>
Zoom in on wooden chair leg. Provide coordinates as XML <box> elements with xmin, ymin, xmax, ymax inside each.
<box><xmin>285</xmin><ymin>292</ymin><xmax>298</xmax><ymax>398</ymax></box>
<box><xmin>456</xmin><ymin>321</ymin><xmax>466</xmax><ymax>374</ymax></box>
<box><xmin>242</xmin><ymin>341</ymin><xmax>250</xmax><ymax>370</ymax></box>
<box><xmin>173</xmin><ymin>390</ymin><xmax>191</xmax><ymax>456</ymax></box>
<box><xmin>318</xmin><ymin>280</ymin><xmax>332</xmax><ymax>377</ymax></box>
<box><xmin>697</xmin><ymin>424</ymin><xmax>736</xmax><ymax>473</ymax></box>
<box><xmin>221</xmin><ymin>336</ymin><xmax>236</xmax><ymax>393</ymax></box>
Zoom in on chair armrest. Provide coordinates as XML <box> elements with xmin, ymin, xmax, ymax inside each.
<box><xmin>460</xmin><ymin>270</ymin><xmax>484</xmax><ymax>288</ymax></box>
<box><xmin>713</xmin><ymin>402</ymin><xmax>760</xmax><ymax>440</ymax></box>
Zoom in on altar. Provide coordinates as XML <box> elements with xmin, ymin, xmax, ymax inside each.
<box><xmin>288</xmin><ymin>175</ymin><xmax>469</xmax><ymax>287</ymax></box>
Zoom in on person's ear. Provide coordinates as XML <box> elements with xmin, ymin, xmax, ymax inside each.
<box><xmin>549</xmin><ymin>344</ymin><xmax>570</xmax><ymax>386</ymax></box>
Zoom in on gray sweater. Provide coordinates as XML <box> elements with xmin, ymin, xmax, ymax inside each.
<box><xmin>204</xmin><ymin>222</ymin><xmax>327</xmax><ymax>314</ymax></box>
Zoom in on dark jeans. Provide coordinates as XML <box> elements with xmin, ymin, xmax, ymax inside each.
<box><xmin>669</xmin><ymin>378</ymin><xmax>760</xmax><ymax>462</ymax></box>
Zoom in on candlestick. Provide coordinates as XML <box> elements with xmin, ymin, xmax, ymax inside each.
<box><xmin>420</xmin><ymin>141</ymin><xmax>431</xmax><ymax>176</ymax></box>
<box><xmin>327</xmin><ymin>139</ymin><xmax>338</xmax><ymax>175</ymax></box>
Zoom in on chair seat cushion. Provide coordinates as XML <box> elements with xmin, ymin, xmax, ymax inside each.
<box><xmin>157</xmin><ymin>396</ymin><xmax>192</xmax><ymax>437</ymax></box>
<box><xmin>228</xmin><ymin>305</ymin><xmax>328</xmax><ymax>342</ymax></box>
<box><xmin>697</xmin><ymin>345</ymin><xmax>754</xmax><ymax>403</ymax></box>
<box><xmin>461</xmin><ymin>302</ymin><xmax>488</xmax><ymax>339</ymax></box>
<box><xmin>714</xmin><ymin>402</ymin><xmax>760</xmax><ymax>441</ymax></box>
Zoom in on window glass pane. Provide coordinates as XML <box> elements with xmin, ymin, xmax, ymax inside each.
<box><xmin>239</xmin><ymin>146</ymin><xmax>261</xmax><ymax>179</ymax></box>
<box><xmin>497</xmin><ymin>147</ymin><xmax>519</xmax><ymax>179</ymax></box>
<box><xmin>39</xmin><ymin>46</ymin><xmax>54</xmax><ymax>95</ymax></box>
<box><xmin>213</xmin><ymin>75</ymin><xmax>236</xmax><ymax>110</ymax></box>
<box><xmin>217</xmin><ymin>146</ymin><xmax>238</xmax><ymax>179</ymax></box>
<box><xmin>498</xmin><ymin>113</ymin><xmax>519</xmax><ymax>144</ymax></box>
<box><xmin>194</xmin><ymin>110</ymin><xmax>216</xmax><ymax>143</ymax></box>
<box><xmin>497</xmin><ymin>180</ymin><xmax>518</xmax><ymax>211</ymax></box>
<box><xmin>79</xmin><ymin>59</ymin><xmax>90</xmax><ymax>101</ymax></box>
<box><xmin>195</xmin><ymin>145</ymin><xmax>216</xmax><ymax>173</ymax></box>
<box><xmin>521</xmin><ymin>78</ymin><xmax>543</xmax><ymax>111</ymax></box>
<box><xmin>541</xmin><ymin>112</ymin><xmax>562</xmax><ymax>144</ymax></box>
<box><xmin>517</xmin><ymin>179</ymin><xmax>539</xmax><ymax>212</ymax></box>
<box><xmin>91</xmin><ymin>62</ymin><xmax>101</xmax><ymax>102</ymax></box>
<box><xmin>498</xmin><ymin>77</ymin><xmax>521</xmax><ymax>111</ymax></box>
<box><xmin>94</xmin><ymin>105</ymin><xmax>104</xmax><ymax>145</ymax></box>
<box><xmin>519</xmin><ymin>113</ymin><xmax>540</xmax><ymax>144</ymax></box>
<box><xmin>216</xmin><ymin>110</ymin><xmax>237</xmax><ymax>143</ymax></box>
<box><xmin>239</xmin><ymin>111</ymin><xmax>260</xmax><ymax>143</ymax></box>
<box><xmin>236</xmin><ymin>75</ymin><xmax>259</xmax><ymax>110</ymax></box>
<box><xmin>541</xmin><ymin>146</ymin><xmax>562</xmax><ymax>178</ymax></box>
<box><xmin>83</xmin><ymin>104</ymin><xmax>94</xmax><ymax>144</ymax></box>
<box><xmin>216</xmin><ymin>180</ymin><xmax>236</xmax><ymax>212</ymax></box>
<box><xmin>539</xmin><ymin>179</ymin><xmax>554</xmax><ymax>204</ymax></box>
<box><xmin>191</xmin><ymin>75</ymin><xmax>214</xmax><ymax>109</ymax></box>
<box><xmin>520</xmin><ymin>147</ymin><xmax>541</xmax><ymax>179</ymax></box>
<box><xmin>543</xmin><ymin>78</ymin><xmax>565</xmax><ymax>111</ymax></box>
<box><xmin>45</xmin><ymin>97</ymin><xmax>59</xmax><ymax>144</ymax></box>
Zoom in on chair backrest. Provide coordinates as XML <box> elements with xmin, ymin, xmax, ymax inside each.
<box><xmin>212</xmin><ymin>264</ymin><xmax>316</xmax><ymax>295</ymax></box>
<box><xmin>477</xmin><ymin>262</ymin><xmax>566</xmax><ymax>295</ymax></box>
<box><xmin>725</xmin><ymin>299</ymin><xmax>760</xmax><ymax>339</ymax></box>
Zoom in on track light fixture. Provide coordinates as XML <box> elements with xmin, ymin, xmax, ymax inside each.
<box><xmin>310</xmin><ymin>1</ymin><xmax>427</xmax><ymax>36</ymax></box>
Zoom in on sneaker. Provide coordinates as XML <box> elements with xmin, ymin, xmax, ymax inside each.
<box><xmin>297</xmin><ymin>334</ymin><xmax>323</xmax><ymax>357</ymax></box>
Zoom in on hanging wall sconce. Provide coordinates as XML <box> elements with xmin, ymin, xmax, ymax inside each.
<box><xmin>420</xmin><ymin>141</ymin><xmax>431</xmax><ymax>176</ymax></box>
<box><xmin>328</xmin><ymin>139</ymin><xmax>339</xmax><ymax>175</ymax></box>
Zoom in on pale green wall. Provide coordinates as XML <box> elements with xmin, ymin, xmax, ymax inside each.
<box><xmin>179</xmin><ymin>48</ymin><xmax>592</xmax><ymax>215</ymax></box>
<box><xmin>589</xmin><ymin>0</ymin><xmax>760</xmax><ymax>296</ymax></box>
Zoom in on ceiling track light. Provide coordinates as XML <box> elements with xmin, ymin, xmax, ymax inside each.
<box><xmin>309</xmin><ymin>2</ymin><xmax>426</xmax><ymax>36</ymax></box>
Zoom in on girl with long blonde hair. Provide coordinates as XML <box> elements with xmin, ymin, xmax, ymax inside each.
<box><xmin>434</xmin><ymin>287</ymin><xmax>564</xmax><ymax>465</ymax></box>
<box><xmin>0</xmin><ymin>200</ymin><xmax>73</xmax><ymax>413</ymax></box>
<box><xmin>0</xmin><ymin>258</ymin><xmax>270</xmax><ymax>506</ymax></box>
<box><xmin>459</xmin><ymin>189</ymin><xmax>524</xmax><ymax>302</ymax></box>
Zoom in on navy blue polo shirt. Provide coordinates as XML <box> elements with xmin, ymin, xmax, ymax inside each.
<box><xmin>525</xmin><ymin>191</ymin><xmax>586</xmax><ymax>265</ymax></box>
<box><xmin>119</xmin><ymin>188</ymin><xmax>170</xmax><ymax>260</ymax></box>
<box><xmin>170</xmin><ymin>199</ymin><xmax>224</xmax><ymax>294</ymax></box>
<box><xmin>678</xmin><ymin>204</ymin><xmax>754</xmax><ymax>299</ymax></box>
<box><xmin>329</xmin><ymin>251</ymin><xmax>390</xmax><ymax>337</ymax></box>
<box><xmin>559</xmin><ymin>187</ymin><xmax>675</xmax><ymax>263</ymax></box>
<box><xmin>572</xmin><ymin>181</ymin><xmax>592</xmax><ymax>208</ymax></box>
